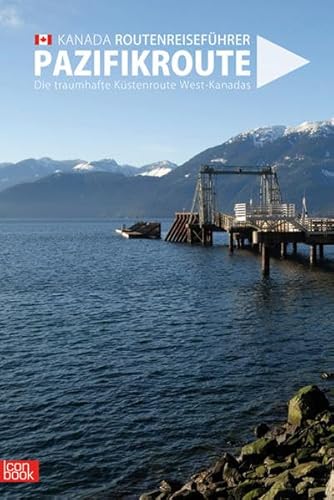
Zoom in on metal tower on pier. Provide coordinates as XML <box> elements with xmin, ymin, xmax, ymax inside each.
<box><xmin>191</xmin><ymin>165</ymin><xmax>282</xmax><ymax>225</ymax></box>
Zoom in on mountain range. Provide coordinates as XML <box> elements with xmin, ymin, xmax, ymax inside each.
<box><xmin>0</xmin><ymin>158</ymin><xmax>178</xmax><ymax>191</ymax></box>
<box><xmin>1</xmin><ymin>119</ymin><xmax>334</xmax><ymax>217</ymax></box>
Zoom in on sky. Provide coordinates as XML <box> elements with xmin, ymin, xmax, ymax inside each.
<box><xmin>0</xmin><ymin>0</ymin><xmax>333</xmax><ymax>166</ymax></box>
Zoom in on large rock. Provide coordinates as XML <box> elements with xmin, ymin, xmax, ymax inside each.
<box><xmin>267</xmin><ymin>461</ymin><xmax>290</xmax><ymax>475</ymax></box>
<box><xmin>210</xmin><ymin>453</ymin><xmax>239</xmax><ymax>483</ymax></box>
<box><xmin>170</xmin><ymin>481</ymin><xmax>204</xmax><ymax>500</ymax></box>
<box><xmin>295</xmin><ymin>478</ymin><xmax>316</xmax><ymax>495</ymax></box>
<box><xmin>159</xmin><ymin>480</ymin><xmax>182</xmax><ymax>495</ymax></box>
<box><xmin>265</xmin><ymin>470</ymin><xmax>293</xmax><ymax>488</ymax></box>
<box><xmin>291</xmin><ymin>461</ymin><xmax>328</xmax><ymax>480</ymax></box>
<box><xmin>228</xmin><ymin>479</ymin><xmax>262</xmax><ymax>499</ymax></box>
<box><xmin>243</xmin><ymin>487</ymin><xmax>267</xmax><ymax>499</ymax></box>
<box><xmin>308</xmin><ymin>486</ymin><xmax>326</xmax><ymax>499</ymax></box>
<box><xmin>287</xmin><ymin>386</ymin><xmax>329</xmax><ymax>427</ymax></box>
<box><xmin>240</xmin><ymin>438</ymin><xmax>277</xmax><ymax>463</ymax></box>
<box><xmin>262</xmin><ymin>471</ymin><xmax>295</xmax><ymax>499</ymax></box>
<box><xmin>223</xmin><ymin>461</ymin><xmax>243</xmax><ymax>487</ymax></box>
<box><xmin>254</xmin><ymin>423</ymin><xmax>270</xmax><ymax>438</ymax></box>
<box><xmin>256</xmin><ymin>465</ymin><xmax>267</xmax><ymax>475</ymax></box>
<box><xmin>325</xmin><ymin>470</ymin><xmax>334</xmax><ymax>498</ymax></box>
<box><xmin>170</xmin><ymin>488</ymin><xmax>203</xmax><ymax>499</ymax></box>
<box><xmin>261</xmin><ymin>486</ymin><xmax>296</xmax><ymax>500</ymax></box>
<box><xmin>295</xmin><ymin>448</ymin><xmax>313</xmax><ymax>464</ymax></box>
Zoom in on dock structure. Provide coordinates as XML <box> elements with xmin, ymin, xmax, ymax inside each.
<box><xmin>165</xmin><ymin>165</ymin><xmax>334</xmax><ymax>275</ymax></box>
<box><xmin>116</xmin><ymin>221</ymin><xmax>161</xmax><ymax>239</ymax></box>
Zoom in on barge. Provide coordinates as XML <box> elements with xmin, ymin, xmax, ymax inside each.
<box><xmin>116</xmin><ymin>221</ymin><xmax>161</xmax><ymax>239</ymax></box>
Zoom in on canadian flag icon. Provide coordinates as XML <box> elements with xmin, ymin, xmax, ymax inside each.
<box><xmin>34</xmin><ymin>34</ymin><xmax>52</xmax><ymax>45</ymax></box>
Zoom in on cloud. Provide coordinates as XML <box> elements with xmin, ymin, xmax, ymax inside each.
<box><xmin>0</xmin><ymin>5</ymin><xmax>23</xmax><ymax>27</ymax></box>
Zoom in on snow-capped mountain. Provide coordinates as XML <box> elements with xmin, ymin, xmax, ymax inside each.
<box><xmin>2</xmin><ymin>118</ymin><xmax>334</xmax><ymax>217</ymax></box>
<box><xmin>228</xmin><ymin>125</ymin><xmax>287</xmax><ymax>148</ymax></box>
<box><xmin>0</xmin><ymin>157</ymin><xmax>177</xmax><ymax>191</ymax></box>
<box><xmin>73</xmin><ymin>162</ymin><xmax>96</xmax><ymax>172</ymax></box>
<box><xmin>225</xmin><ymin>119</ymin><xmax>334</xmax><ymax>149</ymax></box>
<box><xmin>77</xmin><ymin>159</ymin><xmax>138</xmax><ymax>176</ymax></box>
<box><xmin>137</xmin><ymin>160</ymin><xmax>177</xmax><ymax>177</ymax></box>
<box><xmin>164</xmin><ymin>117</ymin><xmax>334</xmax><ymax>215</ymax></box>
<box><xmin>285</xmin><ymin>118</ymin><xmax>334</xmax><ymax>137</ymax></box>
<box><xmin>0</xmin><ymin>158</ymin><xmax>81</xmax><ymax>190</ymax></box>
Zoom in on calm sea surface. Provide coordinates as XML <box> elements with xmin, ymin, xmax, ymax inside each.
<box><xmin>0</xmin><ymin>219</ymin><xmax>333</xmax><ymax>499</ymax></box>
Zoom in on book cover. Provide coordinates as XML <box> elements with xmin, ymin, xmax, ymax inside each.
<box><xmin>0</xmin><ymin>1</ymin><xmax>333</xmax><ymax>498</ymax></box>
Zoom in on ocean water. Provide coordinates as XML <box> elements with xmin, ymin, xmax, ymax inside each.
<box><xmin>0</xmin><ymin>219</ymin><xmax>333</xmax><ymax>499</ymax></box>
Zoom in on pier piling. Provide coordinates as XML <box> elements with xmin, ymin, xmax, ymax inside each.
<box><xmin>319</xmin><ymin>244</ymin><xmax>324</xmax><ymax>260</ymax></box>
<box><xmin>262</xmin><ymin>244</ymin><xmax>270</xmax><ymax>276</ymax></box>
<box><xmin>292</xmin><ymin>242</ymin><xmax>298</xmax><ymax>255</ymax></box>
<box><xmin>280</xmin><ymin>242</ymin><xmax>287</xmax><ymax>259</ymax></box>
<box><xmin>229</xmin><ymin>232</ymin><xmax>234</xmax><ymax>253</ymax></box>
<box><xmin>310</xmin><ymin>244</ymin><xmax>317</xmax><ymax>265</ymax></box>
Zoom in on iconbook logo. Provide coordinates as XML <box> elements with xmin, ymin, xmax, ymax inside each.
<box><xmin>0</xmin><ymin>460</ymin><xmax>39</xmax><ymax>483</ymax></box>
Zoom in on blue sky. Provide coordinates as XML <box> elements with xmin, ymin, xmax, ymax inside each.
<box><xmin>0</xmin><ymin>0</ymin><xmax>333</xmax><ymax>165</ymax></box>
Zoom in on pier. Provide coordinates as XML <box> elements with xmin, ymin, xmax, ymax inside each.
<box><xmin>165</xmin><ymin>165</ymin><xmax>334</xmax><ymax>275</ymax></box>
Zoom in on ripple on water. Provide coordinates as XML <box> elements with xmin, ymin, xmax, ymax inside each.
<box><xmin>0</xmin><ymin>221</ymin><xmax>333</xmax><ymax>498</ymax></box>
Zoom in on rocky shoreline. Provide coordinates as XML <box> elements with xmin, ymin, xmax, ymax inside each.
<box><xmin>140</xmin><ymin>386</ymin><xmax>334</xmax><ymax>499</ymax></box>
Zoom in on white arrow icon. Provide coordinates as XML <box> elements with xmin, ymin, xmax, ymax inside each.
<box><xmin>256</xmin><ymin>35</ymin><xmax>310</xmax><ymax>88</ymax></box>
